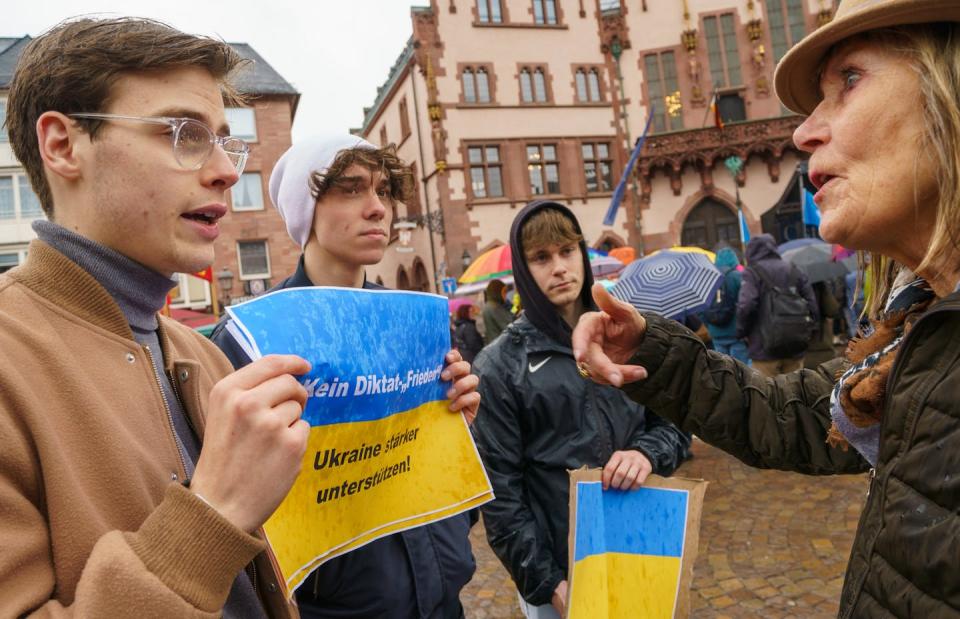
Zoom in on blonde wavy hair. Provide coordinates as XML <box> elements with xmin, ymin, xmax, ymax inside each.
<box><xmin>829</xmin><ymin>24</ymin><xmax>960</xmax><ymax>315</ymax></box>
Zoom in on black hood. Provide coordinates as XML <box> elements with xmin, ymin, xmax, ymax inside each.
<box><xmin>509</xmin><ymin>200</ymin><xmax>596</xmax><ymax>347</ymax></box>
<box><xmin>745</xmin><ymin>233</ymin><xmax>781</xmax><ymax>264</ymax></box>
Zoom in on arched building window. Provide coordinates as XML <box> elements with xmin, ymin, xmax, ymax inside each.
<box><xmin>519</xmin><ymin>65</ymin><xmax>549</xmax><ymax>103</ymax></box>
<box><xmin>477</xmin><ymin>0</ymin><xmax>503</xmax><ymax>23</ymax></box>
<box><xmin>533</xmin><ymin>69</ymin><xmax>547</xmax><ymax>102</ymax></box>
<box><xmin>766</xmin><ymin>0</ymin><xmax>807</xmax><ymax>63</ymax></box>
<box><xmin>587</xmin><ymin>69</ymin><xmax>601</xmax><ymax>101</ymax></box>
<box><xmin>520</xmin><ymin>69</ymin><xmax>534</xmax><ymax>102</ymax></box>
<box><xmin>412</xmin><ymin>258</ymin><xmax>430</xmax><ymax>292</ymax></box>
<box><xmin>462</xmin><ymin>66</ymin><xmax>493</xmax><ymax>104</ymax></box>
<box><xmin>396</xmin><ymin>266</ymin><xmax>411</xmax><ymax>290</ymax></box>
<box><xmin>575</xmin><ymin>67</ymin><xmax>603</xmax><ymax>102</ymax></box>
<box><xmin>462</xmin><ymin>68</ymin><xmax>477</xmax><ymax>103</ymax></box>
<box><xmin>476</xmin><ymin>68</ymin><xmax>491</xmax><ymax>102</ymax></box>
<box><xmin>575</xmin><ymin>69</ymin><xmax>588</xmax><ymax>102</ymax></box>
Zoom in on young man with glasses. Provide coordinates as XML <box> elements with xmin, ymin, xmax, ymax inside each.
<box><xmin>211</xmin><ymin>134</ymin><xmax>481</xmax><ymax>618</ymax></box>
<box><xmin>0</xmin><ymin>17</ymin><xmax>484</xmax><ymax>617</ymax></box>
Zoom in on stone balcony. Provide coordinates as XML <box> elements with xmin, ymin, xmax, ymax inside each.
<box><xmin>637</xmin><ymin>114</ymin><xmax>805</xmax><ymax>200</ymax></box>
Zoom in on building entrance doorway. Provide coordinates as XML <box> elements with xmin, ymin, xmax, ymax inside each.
<box><xmin>681</xmin><ymin>198</ymin><xmax>739</xmax><ymax>250</ymax></box>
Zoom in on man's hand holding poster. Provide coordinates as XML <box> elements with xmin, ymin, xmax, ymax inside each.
<box><xmin>567</xmin><ymin>469</ymin><xmax>707</xmax><ymax>618</ymax></box>
<box><xmin>226</xmin><ymin>287</ymin><xmax>493</xmax><ymax>595</ymax></box>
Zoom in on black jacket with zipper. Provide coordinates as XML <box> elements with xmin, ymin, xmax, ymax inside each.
<box><xmin>622</xmin><ymin>301</ymin><xmax>960</xmax><ymax>618</ymax></box>
<box><xmin>471</xmin><ymin>314</ymin><xmax>691</xmax><ymax>606</ymax></box>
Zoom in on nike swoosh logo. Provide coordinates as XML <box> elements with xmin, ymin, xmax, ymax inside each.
<box><xmin>528</xmin><ymin>357</ymin><xmax>552</xmax><ymax>373</ymax></box>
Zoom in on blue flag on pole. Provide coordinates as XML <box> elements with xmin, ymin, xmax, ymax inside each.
<box><xmin>802</xmin><ymin>188</ymin><xmax>821</xmax><ymax>227</ymax></box>
<box><xmin>739</xmin><ymin>208</ymin><xmax>751</xmax><ymax>245</ymax></box>
<box><xmin>603</xmin><ymin>111</ymin><xmax>655</xmax><ymax>226</ymax></box>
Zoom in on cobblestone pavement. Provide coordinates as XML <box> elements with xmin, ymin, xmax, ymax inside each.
<box><xmin>461</xmin><ymin>438</ymin><xmax>868</xmax><ymax>618</ymax></box>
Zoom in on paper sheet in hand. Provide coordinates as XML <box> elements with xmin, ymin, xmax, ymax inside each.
<box><xmin>227</xmin><ymin>287</ymin><xmax>494</xmax><ymax>596</ymax></box>
<box><xmin>567</xmin><ymin>470</ymin><xmax>707</xmax><ymax>618</ymax></box>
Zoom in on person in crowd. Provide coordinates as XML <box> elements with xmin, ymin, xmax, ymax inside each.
<box><xmin>481</xmin><ymin>278</ymin><xmax>513</xmax><ymax>344</ymax></box>
<box><xmin>805</xmin><ymin>281</ymin><xmax>843</xmax><ymax>369</ymax></box>
<box><xmin>472</xmin><ymin>201</ymin><xmax>690</xmax><ymax>619</ymax></box>
<box><xmin>211</xmin><ymin>134</ymin><xmax>479</xmax><ymax>619</ymax></box>
<box><xmin>508</xmin><ymin>285</ymin><xmax>523</xmax><ymax>315</ymax></box>
<box><xmin>843</xmin><ymin>269</ymin><xmax>868</xmax><ymax>338</ymax></box>
<box><xmin>736</xmin><ymin>234</ymin><xmax>818</xmax><ymax>376</ymax></box>
<box><xmin>572</xmin><ymin>2</ymin><xmax>960</xmax><ymax>615</ymax></box>
<box><xmin>453</xmin><ymin>304</ymin><xmax>484</xmax><ymax>363</ymax></box>
<box><xmin>703</xmin><ymin>246</ymin><xmax>748</xmax><ymax>363</ymax></box>
<box><xmin>0</xmin><ymin>17</ymin><xmax>310</xmax><ymax>615</ymax></box>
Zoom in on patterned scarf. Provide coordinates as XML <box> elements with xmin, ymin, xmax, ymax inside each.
<box><xmin>827</xmin><ymin>272</ymin><xmax>936</xmax><ymax>465</ymax></box>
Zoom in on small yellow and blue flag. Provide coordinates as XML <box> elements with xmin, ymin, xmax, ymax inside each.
<box><xmin>567</xmin><ymin>471</ymin><xmax>707</xmax><ymax>619</ymax></box>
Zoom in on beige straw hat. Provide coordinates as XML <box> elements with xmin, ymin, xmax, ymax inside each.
<box><xmin>774</xmin><ymin>0</ymin><xmax>960</xmax><ymax>115</ymax></box>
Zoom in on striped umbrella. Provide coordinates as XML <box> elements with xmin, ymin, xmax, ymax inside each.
<box><xmin>611</xmin><ymin>250</ymin><xmax>723</xmax><ymax>320</ymax></box>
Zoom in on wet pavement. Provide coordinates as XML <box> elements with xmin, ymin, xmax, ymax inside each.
<box><xmin>460</xmin><ymin>438</ymin><xmax>867</xmax><ymax>618</ymax></box>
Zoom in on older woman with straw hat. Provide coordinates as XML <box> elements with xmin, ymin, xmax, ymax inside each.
<box><xmin>571</xmin><ymin>0</ymin><xmax>960</xmax><ymax>616</ymax></box>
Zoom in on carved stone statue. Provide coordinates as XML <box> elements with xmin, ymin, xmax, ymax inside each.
<box><xmin>688</xmin><ymin>54</ymin><xmax>702</xmax><ymax>83</ymax></box>
<box><xmin>751</xmin><ymin>43</ymin><xmax>766</xmax><ymax>71</ymax></box>
<box><xmin>431</xmin><ymin>120</ymin><xmax>448</xmax><ymax>172</ymax></box>
<box><xmin>688</xmin><ymin>54</ymin><xmax>706</xmax><ymax>106</ymax></box>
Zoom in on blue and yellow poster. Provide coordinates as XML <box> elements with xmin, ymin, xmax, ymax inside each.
<box><xmin>226</xmin><ymin>287</ymin><xmax>494</xmax><ymax>595</ymax></box>
<box><xmin>567</xmin><ymin>470</ymin><xmax>707</xmax><ymax>618</ymax></box>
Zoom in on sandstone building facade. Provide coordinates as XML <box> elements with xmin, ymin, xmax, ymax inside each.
<box><xmin>360</xmin><ymin>0</ymin><xmax>832</xmax><ymax>291</ymax></box>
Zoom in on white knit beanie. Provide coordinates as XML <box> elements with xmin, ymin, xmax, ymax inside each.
<box><xmin>268</xmin><ymin>134</ymin><xmax>377</xmax><ymax>248</ymax></box>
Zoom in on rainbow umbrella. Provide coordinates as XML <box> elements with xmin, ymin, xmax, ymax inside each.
<box><xmin>460</xmin><ymin>245</ymin><xmax>624</xmax><ymax>284</ymax></box>
<box><xmin>648</xmin><ymin>246</ymin><xmax>716</xmax><ymax>262</ymax></box>
<box><xmin>459</xmin><ymin>245</ymin><xmax>512</xmax><ymax>284</ymax></box>
<box><xmin>588</xmin><ymin>248</ymin><xmax>626</xmax><ymax>277</ymax></box>
<box><xmin>448</xmin><ymin>297</ymin><xmax>476</xmax><ymax>313</ymax></box>
<box><xmin>609</xmin><ymin>246</ymin><xmax>636</xmax><ymax>265</ymax></box>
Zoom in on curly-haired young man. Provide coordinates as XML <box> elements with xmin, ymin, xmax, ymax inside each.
<box><xmin>211</xmin><ymin>134</ymin><xmax>480</xmax><ymax>619</ymax></box>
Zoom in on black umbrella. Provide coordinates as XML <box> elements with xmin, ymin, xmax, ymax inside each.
<box><xmin>780</xmin><ymin>241</ymin><xmax>851</xmax><ymax>283</ymax></box>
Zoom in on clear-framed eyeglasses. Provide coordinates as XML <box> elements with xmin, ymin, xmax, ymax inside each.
<box><xmin>68</xmin><ymin>113</ymin><xmax>249</xmax><ymax>174</ymax></box>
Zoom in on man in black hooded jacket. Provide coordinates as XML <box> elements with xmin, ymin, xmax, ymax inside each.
<box><xmin>471</xmin><ymin>201</ymin><xmax>690</xmax><ymax>618</ymax></box>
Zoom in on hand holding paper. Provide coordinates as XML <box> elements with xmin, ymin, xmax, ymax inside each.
<box><xmin>552</xmin><ymin>580</ymin><xmax>569</xmax><ymax>616</ymax></box>
<box><xmin>567</xmin><ymin>470</ymin><xmax>708</xmax><ymax>619</ymax></box>
<box><xmin>602</xmin><ymin>450</ymin><xmax>653</xmax><ymax>491</ymax></box>
<box><xmin>191</xmin><ymin>354</ymin><xmax>311</xmax><ymax>533</ymax></box>
<box><xmin>442</xmin><ymin>349</ymin><xmax>480</xmax><ymax>424</ymax></box>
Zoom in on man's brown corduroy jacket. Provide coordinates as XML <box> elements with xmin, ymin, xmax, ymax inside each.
<box><xmin>0</xmin><ymin>240</ymin><xmax>297</xmax><ymax>617</ymax></box>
